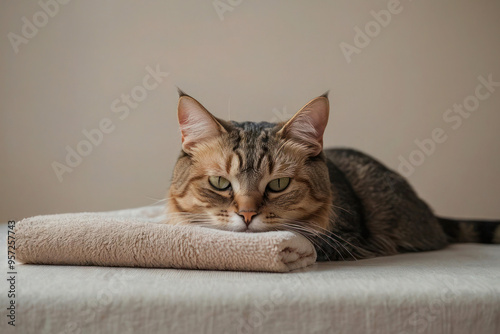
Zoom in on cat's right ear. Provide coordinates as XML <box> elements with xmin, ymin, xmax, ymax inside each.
<box><xmin>177</xmin><ymin>95</ymin><xmax>226</xmax><ymax>153</ymax></box>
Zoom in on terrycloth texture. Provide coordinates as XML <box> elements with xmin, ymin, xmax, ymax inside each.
<box><xmin>14</xmin><ymin>206</ymin><xmax>316</xmax><ymax>272</ymax></box>
<box><xmin>1</xmin><ymin>219</ymin><xmax>499</xmax><ymax>334</ymax></box>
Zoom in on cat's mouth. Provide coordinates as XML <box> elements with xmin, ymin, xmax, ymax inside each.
<box><xmin>238</xmin><ymin>229</ymin><xmax>272</xmax><ymax>233</ymax></box>
<box><xmin>233</xmin><ymin>225</ymin><xmax>266</xmax><ymax>233</ymax></box>
<box><xmin>241</xmin><ymin>225</ymin><xmax>270</xmax><ymax>233</ymax></box>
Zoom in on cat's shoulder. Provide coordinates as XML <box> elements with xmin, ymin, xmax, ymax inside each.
<box><xmin>323</xmin><ymin>147</ymin><xmax>392</xmax><ymax>174</ymax></box>
<box><xmin>324</xmin><ymin>147</ymin><xmax>378</xmax><ymax>162</ymax></box>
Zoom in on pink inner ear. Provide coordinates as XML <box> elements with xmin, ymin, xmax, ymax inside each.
<box><xmin>284</xmin><ymin>97</ymin><xmax>329</xmax><ymax>155</ymax></box>
<box><xmin>177</xmin><ymin>96</ymin><xmax>222</xmax><ymax>151</ymax></box>
<box><xmin>306</xmin><ymin>99</ymin><xmax>329</xmax><ymax>141</ymax></box>
<box><xmin>178</xmin><ymin>109</ymin><xmax>190</xmax><ymax>144</ymax></box>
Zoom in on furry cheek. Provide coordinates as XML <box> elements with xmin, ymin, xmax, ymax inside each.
<box><xmin>247</xmin><ymin>216</ymin><xmax>271</xmax><ymax>232</ymax></box>
<box><xmin>225</xmin><ymin>213</ymin><xmax>247</xmax><ymax>232</ymax></box>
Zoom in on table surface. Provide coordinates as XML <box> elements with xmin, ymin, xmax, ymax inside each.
<box><xmin>1</xmin><ymin>222</ymin><xmax>499</xmax><ymax>334</ymax></box>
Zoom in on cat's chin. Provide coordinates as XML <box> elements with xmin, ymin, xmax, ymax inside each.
<box><xmin>225</xmin><ymin>225</ymin><xmax>265</xmax><ymax>233</ymax></box>
<box><xmin>236</xmin><ymin>226</ymin><xmax>268</xmax><ymax>233</ymax></box>
<box><xmin>214</xmin><ymin>221</ymin><xmax>272</xmax><ymax>233</ymax></box>
<box><xmin>234</xmin><ymin>228</ymin><xmax>267</xmax><ymax>233</ymax></box>
<box><xmin>191</xmin><ymin>215</ymin><xmax>273</xmax><ymax>232</ymax></box>
<box><xmin>192</xmin><ymin>223</ymin><xmax>256</xmax><ymax>233</ymax></box>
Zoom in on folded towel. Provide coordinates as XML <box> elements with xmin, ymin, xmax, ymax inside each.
<box><xmin>14</xmin><ymin>206</ymin><xmax>317</xmax><ymax>272</ymax></box>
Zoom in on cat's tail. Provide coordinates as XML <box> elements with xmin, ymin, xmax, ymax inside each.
<box><xmin>437</xmin><ymin>217</ymin><xmax>500</xmax><ymax>244</ymax></box>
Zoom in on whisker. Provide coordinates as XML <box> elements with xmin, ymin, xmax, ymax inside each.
<box><xmin>145</xmin><ymin>197</ymin><xmax>168</xmax><ymax>207</ymax></box>
<box><xmin>331</xmin><ymin>204</ymin><xmax>353</xmax><ymax>215</ymax></box>
<box><xmin>279</xmin><ymin>219</ymin><xmax>359</xmax><ymax>261</ymax></box>
<box><xmin>306</xmin><ymin>223</ymin><xmax>361</xmax><ymax>253</ymax></box>
<box><xmin>275</xmin><ymin>224</ymin><xmax>329</xmax><ymax>260</ymax></box>
<box><xmin>279</xmin><ymin>222</ymin><xmax>342</xmax><ymax>261</ymax></box>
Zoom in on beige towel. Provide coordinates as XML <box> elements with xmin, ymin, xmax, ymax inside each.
<box><xmin>14</xmin><ymin>206</ymin><xmax>316</xmax><ymax>272</ymax></box>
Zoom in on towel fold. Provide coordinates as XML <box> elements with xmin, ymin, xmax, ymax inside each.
<box><xmin>14</xmin><ymin>206</ymin><xmax>317</xmax><ymax>272</ymax></box>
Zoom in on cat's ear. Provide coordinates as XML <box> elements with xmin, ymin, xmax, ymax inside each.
<box><xmin>278</xmin><ymin>94</ymin><xmax>329</xmax><ymax>156</ymax></box>
<box><xmin>177</xmin><ymin>94</ymin><xmax>226</xmax><ymax>153</ymax></box>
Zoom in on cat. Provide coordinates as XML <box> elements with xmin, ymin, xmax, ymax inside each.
<box><xmin>166</xmin><ymin>90</ymin><xmax>500</xmax><ymax>261</ymax></box>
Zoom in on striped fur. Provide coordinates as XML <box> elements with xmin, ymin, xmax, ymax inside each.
<box><xmin>167</xmin><ymin>93</ymin><xmax>500</xmax><ymax>261</ymax></box>
<box><xmin>168</xmin><ymin>119</ymin><xmax>333</xmax><ymax>234</ymax></box>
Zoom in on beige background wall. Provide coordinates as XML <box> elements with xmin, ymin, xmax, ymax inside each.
<box><xmin>1</xmin><ymin>0</ymin><xmax>499</xmax><ymax>222</ymax></box>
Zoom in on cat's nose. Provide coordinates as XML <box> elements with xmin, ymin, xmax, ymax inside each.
<box><xmin>235</xmin><ymin>193</ymin><xmax>261</xmax><ymax>225</ymax></box>
<box><xmin>238</xmin><ymin>211</ymin><xmax>258</xmax><ymax>225</ymax></box>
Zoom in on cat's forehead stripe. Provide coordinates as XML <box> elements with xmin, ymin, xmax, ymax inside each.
<box><xmin>225</xmin><ymin>154</ymin><xmax>232</xmax><ymax>174</ymax></box>
<box><xmin>229</xmin><ymin>125</ymin><xmax>275</xmax><ymax>175</ymax></box>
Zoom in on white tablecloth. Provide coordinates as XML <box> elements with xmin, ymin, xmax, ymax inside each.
<box><xmin>1</xmin><ymin>223</ymin><xmax>499</xmax><ymax>334</ymax></box>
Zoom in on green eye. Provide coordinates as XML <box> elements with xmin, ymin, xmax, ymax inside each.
<box><xmin>267</xmin><ymin>177</ymin><xmax>291</xmax><ymax>192</ymax></box>
<box><xmin>208</xmin><ymin>176</ymin><xmax>231</xmax><ymax>190</ymax></box>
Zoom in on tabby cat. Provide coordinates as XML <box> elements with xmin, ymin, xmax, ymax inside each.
<box><xmin>167</xmin><ymin>91</ymin><xmax>500</xmax><ymax>261</ymax></box>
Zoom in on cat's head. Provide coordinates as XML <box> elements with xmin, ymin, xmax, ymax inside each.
<box><xmin>167</xmin><ymin>92</ymin><xmax>333</xmax><ymax>234</ymax></box>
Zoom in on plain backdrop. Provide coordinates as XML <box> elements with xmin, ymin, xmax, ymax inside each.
<box><xmin>1</xmin><ymin>0</ymin><xmax>499</xmax><ymax>222</ymax></box>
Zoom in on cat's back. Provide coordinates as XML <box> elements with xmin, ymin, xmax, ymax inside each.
<box><xmin>323</xmin><ymin>147</ymin><xmax>413</xmax><ymax>206</ymax></box>
<box><xmin>323</xmin><ymin>148</ymin><xmax>395</xmax><ymax>181</ymax></box>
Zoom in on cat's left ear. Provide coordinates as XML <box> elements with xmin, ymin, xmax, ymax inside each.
<box><xmin>278</xmin><ymin>94</ymin><xmax>329</xmax><ymax>156</ymax></box>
